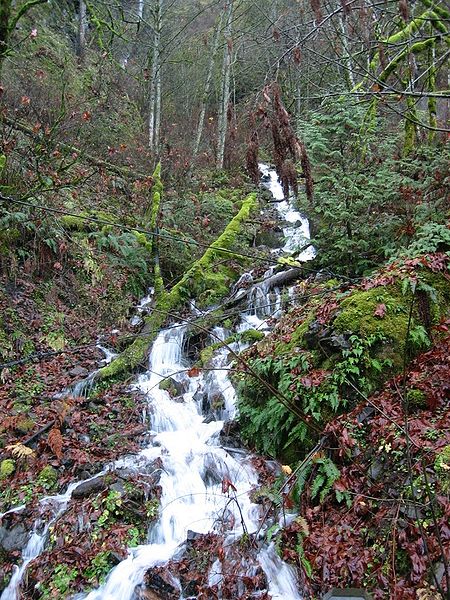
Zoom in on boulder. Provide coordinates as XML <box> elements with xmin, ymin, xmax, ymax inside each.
<box><xmin>69</xmin><ymin>366</ymin><xmax>89</xmax><ymax>378</ymax></box>
<box><xmin>72</xmin><ymin>475</ymin><xmax>107</xmax><ymax>498</ymax></box>
<box><xmin>0</xmin><ymin>522</ymin><xmax>29</xmax><ymax>552</ymax></box>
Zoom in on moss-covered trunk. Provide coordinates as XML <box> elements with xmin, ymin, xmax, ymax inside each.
<box><xmin>0</xmin><ymin>0</ymin><xmax>12</xmax><ymax>78</ymax></box>
<box><xmin>97</xmin><ymin>192</ymin><xmax>258</xmax><ymax>381</ymax></box>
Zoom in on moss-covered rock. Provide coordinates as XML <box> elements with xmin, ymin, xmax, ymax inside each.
<box><xmin>0</xmin><ymin>459</ymin><xmax>15</xmax><ymax>481</ymax></box>
<box><xmin>235</xmin><ymin>262</ymin><xmax>450</xmax><ymax>461</ymax></box>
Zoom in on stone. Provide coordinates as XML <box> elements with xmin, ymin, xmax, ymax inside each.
<box><xmin>0</xmin><ymin>522</ymin><xmax>29</xmax><ymax>552</ymax></box>
<box><xmin>72</xmin><ymin>475</ymin><xmax>107</xmax><ymax>498</ymax></box>
<box><xmin>69</xmin><ymin>366</ymin><xmax>89</xmax><ymax>378</ymax></box>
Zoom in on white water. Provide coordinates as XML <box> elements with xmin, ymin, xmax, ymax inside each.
<box><xmin>2</xmin><ymin>166</ymin><xmax>311</xmax><ymax>599</ymax></box>
<box><xmin>259</xmin><ymin>163</ymin><xmax>315</xmax><ymax>261</ymax></box>
<box><xmin>1</xmin><ymin>474</ymin><xmax>106</xmax><ymax>600</ymax></box>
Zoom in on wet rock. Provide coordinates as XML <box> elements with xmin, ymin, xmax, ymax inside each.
<box><xmin>72</xmin><ymin>475</ymin><xmax>107</xmax><ymax>498</ymax></box>
<box><xmin>186</xmin><ymin>529</ymin><xmax>202</xmax><ymax>543</ymax></box>
<box><xmin>136</xmin><ymin>588</ymin><xmax>164</xmax><ymax>600</ymax></box>
<box><xmin>303</xmin><ymin>320</ymin><xmax>330</xmax><ymax>349</ymax></box>
<box><xmin>0</xmin><ymin>522</ymin><xmax>29</xmax><ymax>552</ymax></box>
<box><xmin>110</xmin><ymin>481</ymin><xmax>126</xmax><ymax>495</ymax></box>
<box><xmin>158</xmin><ymin>377</ymin><xmax>186</xmax><ymax>397</ymax></box>
<box><xmin>219</xmin><ymin>420</ymin><xmax>241</xmax><ymax>448</ymax></box>
<box><xmin>255</xmin><ymin>228</ymin><xmax>284</xmax><ymax>249</ymax></box>
<box><xmin>145</xmin><ymin>569</ymin><xmax>179</xmax><ymax>600</ymax></box>
<box><xmin>69</xmin><ymin>366</ymin><xmax>89</xmax><ymax>378</ymax></box>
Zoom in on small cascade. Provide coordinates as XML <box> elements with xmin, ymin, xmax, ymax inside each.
<box><xmin>259</xmin><ymin>544</ymin><xmax>302</xmax><ymax>599</ymax></box>
<box><xmin>1</xmin><ymin>475</ymin><xmax>106</xmax><ymax>600</ymax></box>
<box><xmin>3</xmin><ymin>165</ymin><xmax>313</xmax><ymax>599</ymax></box>
<box><xmin>259</xmin><ymin>163</ymin><xmax>315</xmax><ymax>261</ymax></box>
<box><xmin>80</xmin><ymin>324</ymin><xmax>264</xmax><ymax>600</ymax></box>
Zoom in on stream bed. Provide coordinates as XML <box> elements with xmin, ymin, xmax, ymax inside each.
<box><xmin>1</xmin><ymin>165</ymin><xmax>312</xmax><ymax>600</ymax></box>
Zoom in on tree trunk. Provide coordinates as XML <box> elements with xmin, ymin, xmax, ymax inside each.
<box><xmin>77</xmin><ymin>0</ymin><xmax>87</xmax><ymax>59</ymax></box>
<box><xmin>193</xmin><ymin>10</ymin><xmax>224</xmax><ymax>159</ymax></box>
<box><xmin>148</xmin><ymin>0</ymin><xmax>162</xmax><ymax>154</ymax></box>
<box><xmin>216</xmin><ymin>0</ymin><xmax>233</xmax><ymax>169</ymax></box>
<box><xmin>0</xmin><ymin>0</ymin><xmax>12</xmax><ymax>79</ymax></box>
<box><xmin>338</xmin><ymin>12</ymin><xmax>355</xmax><ymax>89</ymax></box>
<box><xmin>137</xmin><ymin>0</ymin><xmax>145</xmax><ymax>20</ymax></box>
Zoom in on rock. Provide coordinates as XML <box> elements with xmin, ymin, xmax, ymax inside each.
<box><xmin>219</xmin><ymin>420</ymin><xmax>241</xmax><ymax>448</ymax></box>
<box><xmin>145</xmin><ymin>570</ymin><xmax>179</xmax><ymax>600</ymax></box>
<box><xmin>186</xmin><ymin>530</ymin><xmax>202</xmax><ymax>543</ymax></box>
<box><xmin>69</xmin><ymin>366</ymin><xmax>89</xmax><ymax>378</ymax></box>
<box><xmin>158</xmin><ymin>377</ymin><xmax>186</xmax><ymax>397</ymax></box>
<box><xmin>136</xmin><ymin>588</ymin><xmax>164</xmax><ymax>600</ymax></box>
<box><xmin>72</xmin><ymin>475</ymin><xmax>107</xmax><ymax>498</ymax></box>
<box><xmin>110</xmin><ymin>481</ymin><xmax>126</xmax><ymax>495</ymax></box>
<box><xmin>0</xmin><ymin>522</ymin><xmax>29</xmax><ymax>552</ymax></box>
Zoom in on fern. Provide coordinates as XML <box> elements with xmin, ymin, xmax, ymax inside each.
<box><xmin>310</xmin><ymin>457</ymin><xmax>341</xmax><ymax>503</ymax></box>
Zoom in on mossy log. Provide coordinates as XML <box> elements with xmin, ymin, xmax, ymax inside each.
<box><xmin>96</xmin><ymin>193</ymin><xmax>258</xmax><ymax>380</ymax></box>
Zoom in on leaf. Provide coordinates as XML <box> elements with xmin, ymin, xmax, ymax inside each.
<box><xmin>221</xmin><ymin>477</ymin><xmax>237</xmax><ymax>494</ymax></box>
<box><xmin>373</xmin><ymin>303</ymin><xmax>386</xmax><ymax>318</ymax></box>
<box><xmin>6</xmin><ymin>442</ymin><xmax>35</xmax><ymax>459</ymax></box>
<box><xmin>48</xmin><ymin>427</ymin><xmax>63</xmax><ymax>459</ymax></box>
<box><xmin>187</xmin><ymin>367</ymin><xmax>200</xmax><ymax>377</ymax></box>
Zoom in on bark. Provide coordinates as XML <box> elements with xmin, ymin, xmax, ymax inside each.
<box><xmin>77</xmin><ymin>0</ymin><xmax>87</xmax><ymax>59</ymax></box>
<box><xmin>193</xmin><ymin>10</ymin><xmax>224</xmax><ymax>159</ymax></box>
<box><xmin>338</xmin><ymin>12</ymin><xmax>355</xmax><ymax>89</ymax></box>
<box><xmin>137</xmin><ymin>0</ymin><xmax>145</xmax><ymax>21</ymax></box>
<box><xmin>216</xmin><ymin>0</ymin><xmax>233</xmax><ymax>169</ymax></box>
<box><xmin>148</xmin><ymin>0</ymin><xmax>162</xmax><ymax>155</ymax></box>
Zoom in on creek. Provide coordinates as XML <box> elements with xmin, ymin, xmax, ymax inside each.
<box><xmin>1</xmin><ymin>165</ymin><xmax>312</xmax><ymax>600</ymax></box>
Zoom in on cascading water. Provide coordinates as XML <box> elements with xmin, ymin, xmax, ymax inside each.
<box><xmin>3</xmin><ymin>164</ymin><xmax>312</xmax><ymax>599</ymax></box>
<box><xmin>259</xmin><ymin>163</ymin><xmax>315</xmax><ymax>261</ymax></box>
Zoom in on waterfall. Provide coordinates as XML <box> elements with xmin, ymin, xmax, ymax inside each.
<box><xmin>3</xmin><ymin>165</ymin><xmax>312</xmax><ymax>600</ymax></box>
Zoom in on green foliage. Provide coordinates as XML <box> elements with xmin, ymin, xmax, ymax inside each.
<box><xmin>299</xmin><ymin>99</ymin><xmax>450</xmax><ymax>276</ymax></box>
<box><xmin>434</xmin><ymin>445</ymin><xmax>450</xmax><ymax>492</ymax></box>
<box><xmin>83</xmin><ymin>551</ymin><xmax>112</xmax><ymax>585</ymax></box>
<box><xmin>39</xmin><ymin>564</ymin><xmax>79</xmax><ymax>599</ymax></box>
<box><xmin>238</xmin><ymin>333</ymin><xmax>390</xmax><ymax>459</ymax></box>
<box><xmin>310</xmin><ymin>457</ymin><xmax>344</xmax><ymax>504</ymax></box>
<box><xmin>37</xmin><ymin>465</ymin><xmax>58</xmax><ymax>490</ymax></box>
<box><xmin>13</xmin><ymin>367</ymin><xmax>45</xmax><ymax>405</ymax></box>
<box><xmin>0</xmin><ymin>459</ymin><xmax>15</xmax><ymax>480</ymax></box>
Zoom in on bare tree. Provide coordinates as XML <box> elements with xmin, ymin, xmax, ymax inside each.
<box><xmin>148</xmin><ymin>0</ymin><xmax>163</xmax><ymax>155</ymax></box>
<box><xmin>216</xmin><ymin>0</ymin><xmax>233</xmax><ymax>169</ymax></box>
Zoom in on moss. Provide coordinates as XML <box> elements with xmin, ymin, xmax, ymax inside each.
<box><xmin>15</xmin><ymin>416</ymin><xmax>35</xmax><ymax>434</ymax></box>
<box><xmin>98</xmin><ymin>193</ymin><xmax>258</xmax><ymax>381</ymax></box>
<box><xmin>37</xmin><ymin>465</ymin><xmax>58</xmax><ymax>489</ymax></box>
<box><xmin>239</xmin><ymin>329</ymin><xmax>265</xmax><ymax>344</ymax></box>
<box><xmin>0</xmin><ymin>459</ymin><xmax>15</xmax><ymax>480</ymax></box>
<box><xmin>333</xmin><ymin>285</ymin><xmax>411</xmax><ymax>367</ymax></box>
<box><xmin>60</xmin><ymin>213</ymin><xmax>92</xmax><ymax>230</ymax></box>
<box><xmin>434</xmin><ymin>446</ymin><xmax>450</xmax><ymax>492</ymax></box>
<box><xmin>406</xmin><ymin>388</ymin><xmax>427</xmax><ymax>410</ymax></box>
<box><xmin>274</xmin><ymin>311</ymin><xmax>316</xmax><ymax>356</ymax></box>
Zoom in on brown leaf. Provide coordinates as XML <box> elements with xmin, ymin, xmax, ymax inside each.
<box><xmin>187</xmin><ymin>367</ymin><xmax>200</xmax><ymax>378</ymax></box>
<box><xmin>373</xmin><ymin>303</ymin><xmax>387</xmax><ymax>318</ymax></box>
<box><xmin>48</xmin><ymin>427</ymin><xmax>63</xmax><ymax>460</ymax></box>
